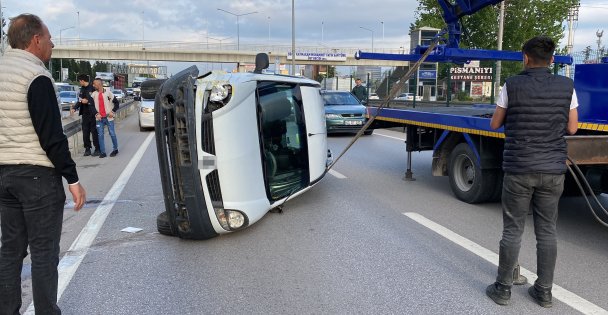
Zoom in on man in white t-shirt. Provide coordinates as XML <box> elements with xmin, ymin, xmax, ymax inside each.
<box><xmin>486</xmin><ymin>35</ymin><xmax>578</xmax><ymax>308</ymax></box>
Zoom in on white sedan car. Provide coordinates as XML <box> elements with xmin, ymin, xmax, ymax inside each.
<box><xmin>154</xmin><ymin>59</ymin><xmax>330</xmax><ymax>239</ymax></box>
<box><xmin>394</xmin><ymin>92</ymin><xmax>423</xmax><ymax>101</ymax></box>
<box><xmin>138</xmin><ymin>99</ymin><xmax>154</xmax><ymax>131</ymax></box>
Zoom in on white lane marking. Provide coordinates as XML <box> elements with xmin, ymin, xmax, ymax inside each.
<box><xmin>374</xmin><ymin>132</ymin><xmax>405</xmax><ymax>141</ymax></box>
<box><xmin>328</xmin><ymin>169</ymin><xmax>347</xmax><ymax>179</ymax></box>
<box><xmin>403</xmin><ymin>212</ymin><xmax>608</xmax><ymax>315</ymax></box>
<box><xmin>24</xmin><ymin>133</ymin><xmax>155</xmax><ymax>315</ymax></box>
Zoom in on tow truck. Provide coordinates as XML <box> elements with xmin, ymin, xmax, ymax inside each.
<box><xmin>357</xmin><ymin>0</ymin><xmax>608</xmax><ymax>211</ymax></box>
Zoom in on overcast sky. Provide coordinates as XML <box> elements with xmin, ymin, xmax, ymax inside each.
<box><xmin>1</xmin><ymin>0</ymin><xmax>607</xmax><ymax>73</ymax></box>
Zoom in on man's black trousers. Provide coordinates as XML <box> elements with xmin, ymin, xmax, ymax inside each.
<box><xmin>82</xmin><ymin>116</ymin><xmax>99</xmax><ymax>150</ymax></box>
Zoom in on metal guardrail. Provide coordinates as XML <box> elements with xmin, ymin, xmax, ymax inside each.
<box><xmin>63</xmin><ymin>99</ymin><xmax>136</xmax><ymax>138</ymax></box>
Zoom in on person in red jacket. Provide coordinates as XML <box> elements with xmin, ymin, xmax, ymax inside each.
<box><xmin>91</xmin><ymin>78</ymin><xmax>120</xmax><ymax>158</ymax></box>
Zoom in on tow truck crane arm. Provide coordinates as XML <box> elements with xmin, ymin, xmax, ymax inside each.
<box><xmin>437</xmin><ymin>0</ymin><xmax>504</xmax><ymax>48</ymax></box>
<box><xmin>355</xmin><ymin>0</ymin><xmax>572</xmax><ymax>65</ymax></box>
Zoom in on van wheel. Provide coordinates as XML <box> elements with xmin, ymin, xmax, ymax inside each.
<box><xmin>157</xmin><ymin>211</ymin><xmax>177</xmax><ymax>236</ymax></box>
<box><xmin>448</xmin><ymin>143</ymin><xmax>497</xmax><ymax>203</ymax></box>
<box><xmin>363</xmin><ymin>129</ymin><xmax>373</xmax><ymax>135</ymax></box>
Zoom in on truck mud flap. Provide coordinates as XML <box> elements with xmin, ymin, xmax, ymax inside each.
<box><xmin>154</xmin><ymin>66</ymin><xmax>218</xmax><ymax>240</ymax></box>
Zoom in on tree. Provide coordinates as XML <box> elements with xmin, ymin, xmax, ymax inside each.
<box><xmin>412</xmin><ymin>0</ymin><xmax>578</xmax><ymax>83</ymax></box>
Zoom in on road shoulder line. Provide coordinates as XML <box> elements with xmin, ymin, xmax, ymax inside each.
<box><xmin>24</xmin><ymin>132</ymin><xmax>155</xmax><ymax>314</ymax></box>
<box><xmin>403</xmin><ymin>212</ymin><xmax>608</xmax><ymax>315</ymax></box>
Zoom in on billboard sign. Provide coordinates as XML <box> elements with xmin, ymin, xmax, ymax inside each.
<box><xmin>418</xmin><ymin>70</ymin><xmax>437</xmax><ymax>80</ymax></box>
<box><xmin>287</xmin><ymin>52</ymin><xmax>347</xmax><ymax>61</ymax></box>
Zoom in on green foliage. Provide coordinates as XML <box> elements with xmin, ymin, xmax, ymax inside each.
<box><xmin>456</xmin><ymin>90</ymin><xmax>472</xmax><ymax>101</ymax></box>
<box><xmin>412</xmin><ymin>0</ymin><xmax>578</xmax><ymax>83</ymax></box>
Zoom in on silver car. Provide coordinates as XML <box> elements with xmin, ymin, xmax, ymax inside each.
<box><xmin>138</xmin><ymin>99</ymin><xmax>154</xmax><ymax>131</ymax></box>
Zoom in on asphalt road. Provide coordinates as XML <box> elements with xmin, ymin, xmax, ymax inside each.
<box><xmin>11</xmin><ymin>111</ymin><xmax>608</xmax><ymax>314</ymax></box>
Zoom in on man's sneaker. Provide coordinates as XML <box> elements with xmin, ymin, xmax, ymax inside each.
<box><xmin>84</xmin><ymin>148</ymin><xmax>91</xmax><ymax>156</ymax></box>
<box><xmin>528</xmin><ymin>285</ymin><xmax>552</xmax><ymax>308</ymax></box>
<box><xmin>99</xmin><ymin>153</ymin><xmax>107</xmax><ymax>158</ymax></box>
<box><xmin>513</xmin><ymin>265</ymin><xmax>528</xmax><ymax>285</ymax></box>
<box><xmin>486</xmin><ymin>282</ymin><xmax>511</xmax><ymax>305</ymax></box>
<box><xmin>92</xmin><ymin>149</ymin><xmax>100</xmax><ymax>157</ymax></box>
<box><xmin>110</xmin><ymin>150</ymin><xmax>119</xmax><ymax>157</ymax></box>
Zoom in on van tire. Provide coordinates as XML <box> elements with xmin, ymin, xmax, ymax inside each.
<box><xmin>157</xmin><ymin>211</ymin><xmax>177</xmax><ymax>236</ymax></box>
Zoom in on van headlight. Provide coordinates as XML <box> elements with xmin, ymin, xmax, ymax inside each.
<box><xmin>209</xmin><ymin>84</ymin><xmax>232</xmax><ymax>104</ymax></box>
<box><xmin>325</xmin><ymin>113</ymin><xmax>341</xmax><ymax>120</ymax></box>
<box><xmin>214</xmin><ymin>208</ymin><xmax>248</xmax><ymax>231</ymax></box>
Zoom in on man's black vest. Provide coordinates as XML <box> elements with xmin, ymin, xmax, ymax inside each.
<box><xmin>503</xmin><ymin>67</ymin><xmax>573</xmax><ymax>174</ymax></box>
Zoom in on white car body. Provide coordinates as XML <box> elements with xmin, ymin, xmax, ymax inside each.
<box><xmin>155</xmin><ymin>67</ymin><xmax>329</xmax><ymax>239</ymax></box>
<box><xmin>112</xmin><ymin>89</ymin><xmax>125</xmax><ymax>102</ymax></box>
<box><xmin>394</xmin><ymin>92</ymin><xmax>423</xmax><ymax>102</ymax></box>
<box><xmin>138</xmin><ymin>99</ymin><xmax>155</xmax><ymax>130</ymax></box>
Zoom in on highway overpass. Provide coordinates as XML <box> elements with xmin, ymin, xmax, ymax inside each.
<box><xmin>51</xmin><ymin>38</ymin><xmax>409</xmax><ymax>68</ymax></box>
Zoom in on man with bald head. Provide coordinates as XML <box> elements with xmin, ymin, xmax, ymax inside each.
<box><xmin>0</xmin><ymin>14</ymin><xmax>86</xmax><ymax>314</ymax></box>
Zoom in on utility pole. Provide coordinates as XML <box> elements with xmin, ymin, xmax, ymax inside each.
<box><xmin>566</xmin><ymin>2</ymin><xmax>580</xmax><ymax>78</ymax></box>
<box><xmin>291</xmin><ymin>0</ymin><xmax>295</xmax><ymax>75</ymax></box>
<box><xmin>494</xmin><ymin>1</ymin><xmax>505</xmax><ymax>98</ymax></box>
<box><xmin>0</xmin><ymin>1</ymin><xmax>4</xmax><ymax>55</ymax></box>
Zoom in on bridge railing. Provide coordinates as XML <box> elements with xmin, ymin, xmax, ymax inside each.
<box><xmin>55</xmin><ymin>38</ymin><xmax>405</xmax><ymax>55</ymax></box>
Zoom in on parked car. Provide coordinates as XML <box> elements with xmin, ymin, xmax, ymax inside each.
<box><xmin>138</xmin><ymin>98</ymin><xmax>154</xmax><ymax>131</ymax></box>
<box><xmin>55</xmin><ymin>82</ymin><xmax>78</xmax><ymax>92</ymax></box>
<box><xmin>59</xmin><ymin>91</ymin><xmax>78</xmax><ymax>111</ymax></box>
<box><xmin>112</xmin><ymin>89</ymin><xmax>125</xmax><ymax>102</ymax></box>
<box><xmin>153</xmin><ymin>59</ymin><xmax>330</xmax><ymax>240</ymax></box>
<box><xmin>369</xmin><ymin>93</ymin><xmax>379</xmax><ymax>100</ymax></box>
<box><xmin>394</xmin><ymin>92</ymin><xmax>422</xmax><ymax>101</ymax></box>
<box><xmin>321</xmin><ymin>90</ymin><xmax>372</xmax><ymax>135</ymax></box>
<box><xmin>125</xmin><ymin>88</ymin><xmax>134</xmax><ymax>96</ymax></box>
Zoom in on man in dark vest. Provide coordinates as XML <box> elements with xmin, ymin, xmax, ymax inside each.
<box><xmin>486</xmin><ymin>36</ymin><xmax>578</xmax><ymax>308</ymax></box>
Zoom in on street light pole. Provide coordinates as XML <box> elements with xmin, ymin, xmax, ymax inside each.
<box><xmin>291</xmin><ymin>0</ymin><xmax>295</xmax><ymax>75</ymax></box>
<box><xmin>321</xmin><ymin>21</ymin><xmax>324</xmax><ymax>42</ymax></box>
<box><xmin>208</xmin><ymin>36</ymin><xmax>231</xmax><ymax>50</ymax></box>
<box><xmin>0</xmin><ymin>2</ymin><xmax>5</xmax><ymax>55</ymax></box>
<box><xmin>494</xmin><ymin>2</ymin><xmax>504</xmax><ymax>98</ymax></box>
<box><xmin>59</xmin><ymin>26</ymin><xmax>75</xmax><ymax>82</ymax></box>
<box><xmin>217</xmin><ymin>8</ymin><xmax>257</xmax><ymax>51</ymax></box>
<box><xmin>381</xmin><ymin>21</ymin><xmax>384</xmax><ymax>41</ymax></box>
<box><xmin>267</xmin><ymin>16</ymin><xmax>271</xmax><ymax>44</ymax></box>
<box><xmin>77</xmin><ymin>11</ymin><xmax>80</xmax><ymax>40</ymax></box>
<box><xmin>59</xmin><ymin>26</ymin><xmax>75</xmax><ymax>45</ymax></box>
<box><xmin>359</xmin><ymin>26</ymin><xmax>374</xmax><ymax>52</ymax></box>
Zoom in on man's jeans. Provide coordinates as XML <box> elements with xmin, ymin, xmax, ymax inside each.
<box><xmin>0</xmin><ymin>165</ymin><xmax>65</xmax><ymax>315</ymax></box>
<box><xmin>497</xmin><ymin>172</ymin><xmax>564</xmax><ymax>289</ymax></box>
<box><xmin>96</xmin><ymin>117</ymin><xmax>118</xmax><ymax>154</ymax></box>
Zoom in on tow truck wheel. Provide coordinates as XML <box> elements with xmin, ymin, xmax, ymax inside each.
<box><xmin>156</xmin><ymin>211</ymin><xmax>177</xmax><ymax>236</ymax></box>
<box><xmin>448</xmin><ymin>143</ymin><xmax>497</xmax><ymax>203</ymax></box>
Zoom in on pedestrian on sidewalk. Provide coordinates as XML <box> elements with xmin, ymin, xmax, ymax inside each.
<box><xmin>0</xmin><ymin>13</ymin><xmax>86</xmax><ymax>315</ymax></box>
<box><xmin>72</xmin><ymin>74</ymin><xmax>100</xmax><ymax>156</ymax></box>
<box><xmin>91</xmin><ymin>78</ymin><xmax>120</xmax><ymax>158</ymax></box>
<box><xmin>487</xmin><ymin>35</ymin><xmax>579</xmax><ymax>308</ymax></box>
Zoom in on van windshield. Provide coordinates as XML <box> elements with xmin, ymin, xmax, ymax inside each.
<box><xmin>257</xmin><ymin>82</ymin><xmax>310</xmax><ymax>201</ymax></box>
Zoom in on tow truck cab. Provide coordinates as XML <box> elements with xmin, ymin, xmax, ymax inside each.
<box><xmin>155</xmin><ymin>66</ymin><xmax>329</xmax><ymax>239</ymax></box>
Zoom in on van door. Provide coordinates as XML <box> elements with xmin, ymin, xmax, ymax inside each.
<box><xmin>299</xmin><ymin>85</ymin><xmax>327</xmax><ymax>183</ymax></box>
